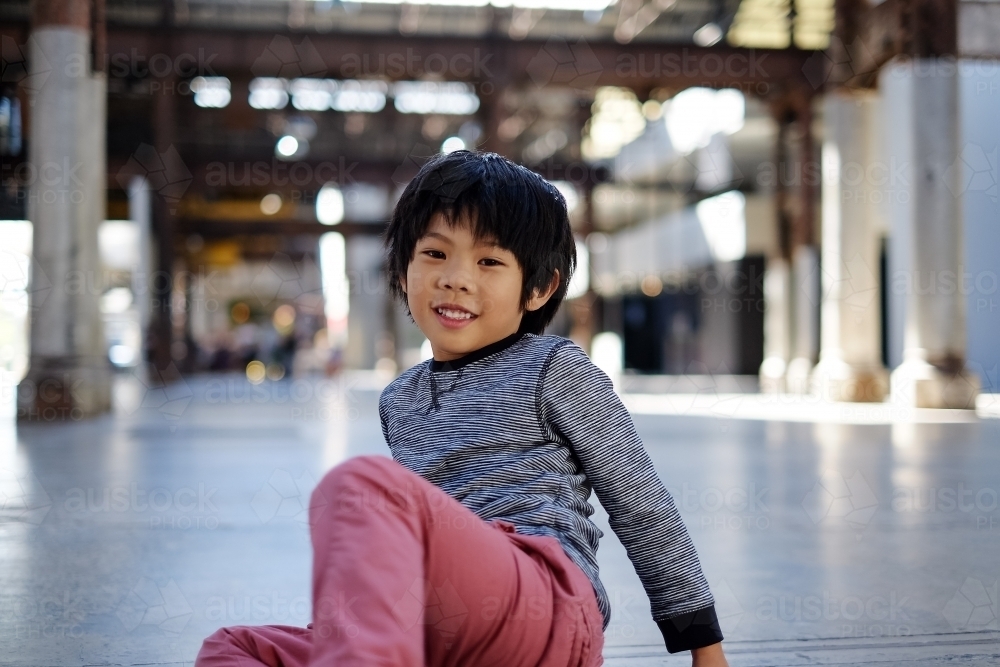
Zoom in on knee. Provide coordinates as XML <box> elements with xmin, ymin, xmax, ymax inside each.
<box><xmin>320</xmin><ymin>454</ymin><xmax>406</xmax><ymax>490</ymax></box>
<box><xmin>311</xmin><ymin>455</ymin><xmax>413</xmax><ymax>510</ymax></box>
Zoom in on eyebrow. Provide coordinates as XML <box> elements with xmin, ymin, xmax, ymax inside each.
<box><xmin>421</xmin><ymin>231</ymin><xmax>500</xmax><ymax>249</ymax></box>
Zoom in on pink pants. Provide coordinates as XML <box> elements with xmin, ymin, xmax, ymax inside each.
<box><xmin>196</xmin><ymin>455</ymin><xmax>605</xmax><ymax>667</ymax></box>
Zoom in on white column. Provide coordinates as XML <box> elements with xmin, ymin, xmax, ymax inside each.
<box><xmin>786</xmin><ymin>244</ymin><xmax>819</xmax><ymax>393</ymax></box>
<box><xmin>18</xmin><ymin>24</ymin><xmax>111</xmax><ymax>419</ymax></box>
<box><xmin>759</xmin><ymin>257</ymin><xmax>791</xmax><ymax>393</ymax></box>
<box><xmin>344</xmin><ymin>235</ymin><xmax>386</xmax><ymax>370</ymax></box>
<box><xmin>128</xmin><ymin>177</ymin><xmax>153</xmax><ymax>348</ymax></box>
<box><xmin>811</xmin><ymin>91</ymin><xmax>888</xmax><ymax>402</ymax></box>
<box><xmin>889</xmin><ymin>59</ymin><xmax>980</xmax><ymax>408</ymax></box>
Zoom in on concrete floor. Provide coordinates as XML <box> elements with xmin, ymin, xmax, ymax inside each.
<box><xmin>1</xmin><ymin>373</ymin><xmax>998</xmax><ymax>666</ymax></box>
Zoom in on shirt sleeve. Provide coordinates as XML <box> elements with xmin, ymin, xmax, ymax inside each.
<box><xmin>377</xmin><ymin>386</ymin><xmax>393</xmax><ymax>450</ymax></box>
<box><xmin>537</xmin><ymin>340</ymin><xmax>723</xmax><ymax>654</ymax></box>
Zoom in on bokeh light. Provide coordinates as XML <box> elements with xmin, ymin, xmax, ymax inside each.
<box><xmin>231</xmin><ymin>302</ymin><xmax>250</xmax><ymax>324</ymax></box>
<box><xmin>260</xmin><ymin>194</ymin><xmax>283</xmax><ymax>216</ymax></box>
<box><xmin>273</xmin><ymin>304</ymin><xmax>296</xmax><ymax>335</ymax></box>
<box><xmin>441</xmin><ymin>136</ymin><xmax>466</xmax><ymax>153</ymax></box>
<box><xmin>245</xmin><ymin>360</ymin><xmax>266</xmax><ymax>384</ymax></box>
<box><xmin>316</xmin><ymin>185</ymin><xmax>345</xmax><ymax>225</ymax></box>
<box><xmin>275</xmin><ymin>135</ymin><xmax>299</xmax><ymax>158</ymax></box>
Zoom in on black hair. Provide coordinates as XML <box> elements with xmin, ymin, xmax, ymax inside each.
<box><xmin>383</xmin><ymin>150</ymin><xmax>576</xmax><ymax>336</ymax></box>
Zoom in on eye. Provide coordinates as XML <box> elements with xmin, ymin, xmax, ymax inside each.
<box><xmin>422</xmin><ymin>249</ymin><xmax>445</xmax><ymax>259</ymax></box>
<box><xmin>479</xmin><ymin>258</ymin><xmax>504</xmax><ymax>267</ymax></box>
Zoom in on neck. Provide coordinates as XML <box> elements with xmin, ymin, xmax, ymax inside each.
<box><xmin>429</xmin><ymin>330</ymin><xmax>526</xmax><ymax>372</ymax></box>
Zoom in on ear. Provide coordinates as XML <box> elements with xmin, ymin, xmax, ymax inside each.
<box><xmin>525</xmin><ymin>269</ymin><xmax>560</xmax><ymax>312</ymax></box>
<box><xmin>399</xmin><ymin>275</ymin><xmax>407</xmax><ymax>294</ymax></box>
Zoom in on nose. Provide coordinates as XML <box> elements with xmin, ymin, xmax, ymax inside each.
<box><xmin>437</xmin><ymin>258</ymin><xmax>474</xmax><ymax>293</ymax></box>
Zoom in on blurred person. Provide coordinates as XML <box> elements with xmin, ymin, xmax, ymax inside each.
<box><xmin>234</xmin><ymin>320</ymin><xmax>260</xmax><ymax>369</ymax></box>
<box><xmin>207</xmin><ymin>331</ymin><xmax>234</xmax><ymax>372</ymax></box>
<box><xmin>195</xmin><ymin>152</ymin><xmax>729</xmax><ymax>667</ymax></box>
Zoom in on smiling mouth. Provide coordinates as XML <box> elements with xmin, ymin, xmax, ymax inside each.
<box><xmin>435</xmin><ymin>307</ymin><xmax>477</xmax><ymax>321</ymax></box>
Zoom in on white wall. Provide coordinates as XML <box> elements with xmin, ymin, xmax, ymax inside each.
<box><xmin>959</xmin><ymin>60</ymin><xmax>1000</xmax><ymax>392</ymax></box>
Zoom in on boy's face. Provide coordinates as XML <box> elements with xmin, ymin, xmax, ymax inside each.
<box><xmin>400</xmin><ymin>212</ymin><xmax>559</xmax><ymax>362</ymax></box>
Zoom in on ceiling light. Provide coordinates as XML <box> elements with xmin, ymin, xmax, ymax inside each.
<box><xmin>331</xmin><ymin>80</ymin><xmax>389</xmax><ymax>113</ymax></box>
<box><xmin>693</xmin><ymin>22</ymin><xmax>723</xmax><ymax>47</ymax></box>
<box><xmin>393</xmin><ymin>81</ymin><xmax>480</xmax><ymax>115</ymax></box>
<box><xmin>441</xmin><ymin>136</ymin><xmax>466</xmax><ymax>153</ymax></box>
<box><xmin>316</xmin><ymin>184</ymin><xmax>345</xmax><ymax>225</ymax></box>
<box><xmin>249</xmin><ymin>78</ymin><xmax>289</xmax><ymax>110</ymax></box>
<box><xmin>290</xmin><ymin>78</ymin><xmax>332</xmax><ymax>111</ymax></box>
<box><xmin>275</xmin><ymin>135</ymin><xmax>299</xmax><ymax>158</ymax></box>
<box><xmin>664</xmin><ymin>87</ymin><xmax>745</xmax><ymax>154</ymax></box>
<box><xmin>191</xmin><ymin>76</ymin><xmax>231</xmax><ymax>108</ymax></box>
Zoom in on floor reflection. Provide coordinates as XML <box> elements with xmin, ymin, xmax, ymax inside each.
<box><xmin>0</xmin><ymin>375</ymin><xmax>997</xmax><ymax>664</ymax></box>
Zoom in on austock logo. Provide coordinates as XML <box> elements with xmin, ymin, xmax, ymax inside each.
<box><xmin>251</xmin><ymin>35</ymin><xmax>327</xmax><ymax>79</ymax></box>
<box><xmin>713</xmin><ymin>579</ymin><xmax>745</xmax><ymax>633</ymax></box>
<box><xmin>116</xmin><ymin>144</ymin><xmax>193</xmax><ymax>213</ymax></box>
<box><xmin>116</xmin><ymin>577</ymin><xmax>193</xmax><ymax>635</ymax></box>
<box><xmin>252</xmin><ymin>469</ymin><xmax>325</xmax><ymax>525</ymax></box>
<box><xmin>1</xmin><ymin>35</ymin><xmax>52</xmax><ymax>97</ymax></box>
<box><xmin>945</xmin><ymin>143</ymin><xmax>999</xmax><ymax>202</ymax></box>
<box><xmin>942</xmin><ymin>577</ymin><xmax>998</xmax><ymax>632</ymax></box>
<box><xmin>809</xmin><ymin>251</ymin><xmax>879</xmax><ymax>314</ymax></box>
<box><xmin>117</xmin><ymin>363</ymin><xmax>194</xmax><ymax>422</ymax></box>
<box><xmin>251</xmin><ymin>252</ymin><xmax>319</xmax><ymax>306</ymax></box>
<box><xmin>392</xmin><ymin>578</ymin><xmax>469</xmax><ymax>649</ymax></box>
<box><xmin>526</xmin><ymin>37</ymin><xmax>602</xmax><ymax>90</ymax></box>
<box><xmin>392</xmin><ymin>143</ymin><xmax>437</xmax><ymax>187</ymax></box>
<box><xmin>801</xmin><ymin>35</ymin><xmax>878</xmax><ymax>91</ymax></box>
<box><xmin>801</xmin><ymin>469</ymin><xmax>878</xmax><ymax>530</ymax></box>
<box><xmin>0</xmin><ymin>468</ymin><xmax>52</xmax><ymax>525</ymax></box>
<box><xmin>668</xmin><ymin>361</ymin><xmax>747</xmax><ymax>424</ymax></box>
<box><xmin>0</xmin><ymin>245</ymin><xmax>51</xmax><ymax>312</ymax></box>
<box><xmin>679</xmin><ymin>138</ymin><xmax>745</xmax><ymax>195</ymax></box>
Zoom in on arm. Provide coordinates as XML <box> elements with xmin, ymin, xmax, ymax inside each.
<box><xmin>537</xmin><ymin>341</ymin><xmax>726</xmax><ymax>657</ymax></box>
<box><xmin>693</xmin><ymin>643</ymin><xmax>729</xmax><ymax>667</ymax></box>
<box><xmin>378</xmin><ymin>386</ymin><xmax>394</xmax><ymax>452</ymax></box>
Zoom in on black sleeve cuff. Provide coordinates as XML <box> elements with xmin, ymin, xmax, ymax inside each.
<box><xmin>656</xmin><ymin>605</ymin><xmax>725</xmax><ymax>654</ymax></box>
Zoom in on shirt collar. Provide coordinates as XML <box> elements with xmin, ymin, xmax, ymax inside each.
<box><xmin>429</xmin><ymin>330</ymin><xmax>526</xmax><ymax>373</ymax></box>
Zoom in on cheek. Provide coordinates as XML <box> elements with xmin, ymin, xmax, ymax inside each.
<box><xmin>405</xmin><ymin>265</ymin><xmax>429</xmax><ymax>295</ymax></box>
<box><xmin>481</xmin><ymin>276</ymin><xmax>524</xmax><ymax>314</ymax></box>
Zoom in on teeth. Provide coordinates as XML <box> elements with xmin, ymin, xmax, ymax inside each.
<box><xmin>437</xmin><ymin>308</ymin><xmax>473</xmax><ymax>320</ymax></box>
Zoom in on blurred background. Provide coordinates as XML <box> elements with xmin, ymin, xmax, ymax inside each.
<box><xmin>0</xmin><ymin>0</ymin><xmax>998</xmax><ymax>408</ymax></box>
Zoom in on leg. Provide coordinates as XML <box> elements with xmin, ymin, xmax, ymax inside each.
<box><xmin>307</xmin><ymin>454</ymin><xmax>599</xmax><ymax>667</ymax></box>
<box><xmin>194</xmin><ymin>625</ymin><xmax>312</xmax><ymax>667</ymax></box>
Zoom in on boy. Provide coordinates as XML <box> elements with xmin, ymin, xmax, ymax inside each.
<box><xmin>196</xmin><ymin>151</ymin><xmax>728</xmax><ymax>667</ymax></box>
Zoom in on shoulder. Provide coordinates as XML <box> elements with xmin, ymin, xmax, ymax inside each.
<box><xmin>532</xmin><ymin>335</ymin><xmax>594</xmax><ymax>371</ymax></box>
<box><xmin>537</xmin><ymin>337</ymin><xmax>613</xmax><ymax>393</ymax></box>
<box><xmin>520</xmin><ymin>333</ymin><xmax>575</xmax><ymax>360</ymax></box>
<box><xmin>535</xmin><ymin>337</ymin><xmax>618</xmax><ymax>426</ymax></box>
<box><xmin>503</xmin><ymin>334</ymin><xmax>583</xmax><ymax>381</ymax></box>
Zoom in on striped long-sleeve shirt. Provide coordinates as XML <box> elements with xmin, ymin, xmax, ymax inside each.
<box><xmin>378</xmin><ymin>331</ymin><xmax>723</xmax><ymax>653</ymax></box>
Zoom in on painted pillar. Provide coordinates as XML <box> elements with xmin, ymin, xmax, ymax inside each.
<box><xmin>759</xmin><ymin>114</ymin><xmax>793</xmax><ymax>393</ymax></box>
<box><xmin>811</xmin><ymin>90</ymin><xmax>888</xmax><ymax>402</ymax></box>
<box><xmin>760</xmin><ymin>258</ymin><xmax>792</xmax><ymax>392</ymax></box>
<box><xmin>18</xmin><ymin>0</ymin><xmax>111</xmax><ymax>419</ymax></box>
<box><xmin>786</xmin><ymin>98</ymin><xmax>820</xmax><ymax>394</ymax></box>
<box><xmin>888</xmin><ymin>59</ymin><xmax>979</xmax><ymax>408</ymax></box>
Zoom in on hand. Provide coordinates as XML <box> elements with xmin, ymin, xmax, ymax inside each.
<box><xmin>691</xmin><ymin>642</ymin><xmax>728</xmax><ymax>667</ymax></box>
